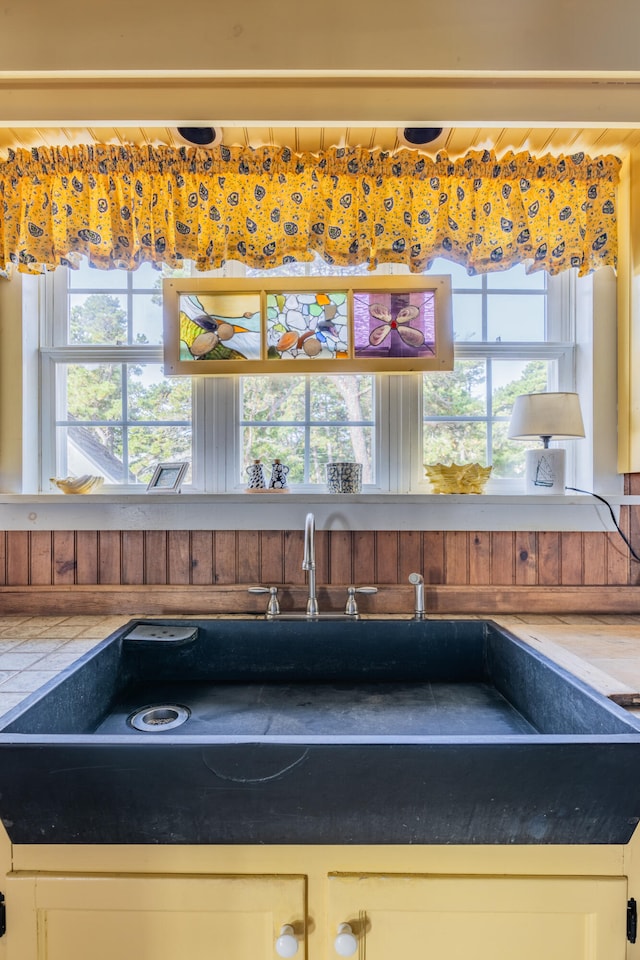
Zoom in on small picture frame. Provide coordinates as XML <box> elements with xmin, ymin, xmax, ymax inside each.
<box><xmin>146</xmin><ymin>461</ymin><xmax>189</xmax><ymax>494</ymax></box>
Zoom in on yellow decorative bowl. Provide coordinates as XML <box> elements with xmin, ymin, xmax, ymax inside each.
<box><xmin>50</xmin><ymin>475</ymin><xmax>105</xmax><ymax>495</ymax></box>
<box><xmin>424</xmin><ymin>462</ymin><xmax>492</xmax><ymax>494</ymax></box>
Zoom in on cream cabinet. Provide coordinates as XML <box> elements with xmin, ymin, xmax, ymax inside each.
<box><xmin>3</xmin><ymin>862</ymin><xmax>630</xmax><ymax>960</ymax></box>
<box><xmin>328</xmin><ymin>873</ymin><xmax>628</xmax><ymax>960</ymax></box>
<box><xmin>5</xmin><ymin>874</ymin><xmax>306</xmax><ymax>960</ymax></box>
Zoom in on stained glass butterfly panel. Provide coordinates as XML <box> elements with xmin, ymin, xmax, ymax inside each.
<box><xmin>353</xmin><ymin>290</ymin><xmax>437</xmax><ymax>359</ymax></box>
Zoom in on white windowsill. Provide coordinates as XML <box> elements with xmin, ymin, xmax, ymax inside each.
<box><xmin>0</xmin><ymin>492</ymin><xmax>629</xmax><ymax>532</ymax></box>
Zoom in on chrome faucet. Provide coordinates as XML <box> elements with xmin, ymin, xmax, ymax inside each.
<box><xmin>302</xmin><ymin>512</ymin><xmax>319</xmax><ymax>617</ymax></box>
<box><xmin>408</xmin><ymin>572</ymin><xmax>426</xmax><ymax>620</ymax></box>
<box><xmin>248</xmin><ymin>511</ymin><xmax>377</xmax><ymax>618</ymax></box>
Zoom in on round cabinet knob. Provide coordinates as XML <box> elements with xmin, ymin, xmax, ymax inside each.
<box><xmin>275</xmin><ymin>924</ymin><xmax>299</xmax><ymax>958</ymax></box>
<box><xmin>334</xmin><ymin>922</ymin><xmax>358</xmax><ymax>957</ymax></box>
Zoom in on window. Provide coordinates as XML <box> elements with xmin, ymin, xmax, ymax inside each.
<box><xmin>42</xmin><ymin>262</ymin><xmax>192</xmax><ymax>486</ymax></box>
<box><xmin>240</xmin><ymin>375</ymin><xmax>375</xmax><ymax>485</ymax></box>
<box><xmin>419</xmin><ymin>261</ymin><xmax>573</xmax><ymax>488</ymax></box>
<box><xmin>39</xmin><ymin>256</ymin><xmax>574</xmax><ymax>494</ymax></box>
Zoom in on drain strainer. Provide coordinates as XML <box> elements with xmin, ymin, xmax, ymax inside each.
<box><xmin>128</xmin><ymin>704</ymin><xmax>190</xmax><ymax>732</ymax></box>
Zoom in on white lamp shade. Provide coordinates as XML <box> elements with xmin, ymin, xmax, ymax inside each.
<box><xmin>508</xmin><ymin>392</ymin><xmax>585</xmax><ymax>441</ymax></box>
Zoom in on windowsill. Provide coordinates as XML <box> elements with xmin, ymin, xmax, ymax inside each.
<box><xmin>0</xmin><ymin>492</ymin><xmax>629</xmax><ymax>532</ymax></box>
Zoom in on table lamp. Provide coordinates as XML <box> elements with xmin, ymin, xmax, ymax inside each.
<box><xmin>507</xmin><ymin>392</ymin><xmax>585</xmax><ymax>494</ymax></box>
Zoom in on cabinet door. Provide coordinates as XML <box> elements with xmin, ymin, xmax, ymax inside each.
<box><xmin>328</xmin><ymin>874</ymin><xmax>627</xmax><ymax>960</ymax></box>
<box><xmin>7</xmin><ymin>873</ymin><xmax>305</xmax><ymax>960</ymax></box>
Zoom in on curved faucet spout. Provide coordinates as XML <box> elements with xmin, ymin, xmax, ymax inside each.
<box><xmin>303</xmin><ymin>512</ymin><xmax>315</xmax><ymax>570</ymax></box>
<box><xmin>303</xmin><ymin>512</ymin><xmax>319</xmax><ymax>616</ymax></box>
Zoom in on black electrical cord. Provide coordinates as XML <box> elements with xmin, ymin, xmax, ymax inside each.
<box><xmin>565</xmin><ymin>485</ymin><xmax>640</xmax><ymax>563</ymax></box>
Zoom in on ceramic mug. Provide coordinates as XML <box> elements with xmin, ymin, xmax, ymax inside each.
<box><xmin>326</xmin><ymin>461</ymin><xmax>363</xmax><ymax>494</ymax></box>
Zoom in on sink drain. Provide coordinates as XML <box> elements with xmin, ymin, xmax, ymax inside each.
<box><xmin>128</xmin><ymin>704</ymin><xmax>190</xmax><ymax>732</ymax></box>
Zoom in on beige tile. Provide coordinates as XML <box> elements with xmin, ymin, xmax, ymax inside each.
<box><xmin>38</xmin><ymin>650</ymin><xmax>87</xmax><ymax>669</ymax></box>
<box><xmin>555</xmin><ymin>614</ymin><xmax>611</xmax><ymax>624</ymax></box>
<box><xmin>500</xmin><ymin>613</ymin><xmax>562</xmax><ymax>624</ymax></box>
<box><xmin>0</xmin><ymin>640</ymin><xmax>26</xmax><ymax>653</ymax></box>
<box><xmin>0</xmin><ymin>626</ymin><xmax>57</xmax><ymax>639</ymax></box>
<box><xmin>79</xmin><ymin>619</ymin><xmax>131</xmax><ymax>638</ymax></box>
<box><xmin>0</xmin><ymin>692</ymin><xmax>33</xmax><ymax>713</ymax></box>
<box><xmin>0</xmin><ymin>671</ymin><xmax>59</xmax><ymax>693</ymax></box>
<box><xmin>57</xmin><ymin>638</ymin><xmax>103</xmax><ymax>654</ymax></box>
<box><xmin>12</xmin><ymin>639</ymin><xmax>67</xmax><ymax>653</ymax></box>
<box><xmin>591</xmin><ymin>659</ymin><xmax>640</xmax><ymax>690</ymax></box>
<box><xmin>32</xmin><ymin>626</ymin><xmax>99</xmax><ymax>640</ymax></box>
<box><xmin>59</xmin><ymin>615</ymin><xmax>111</xmax><ymax>626</ymax></box>
<box><xmin>19</xmin><ymin>616</ymin><xmax>68</xmax><ymax>627</ymax></box>
<box><xmin>0</xmin><ymin>652</ymin><xmax>46</xmax><ymax>669</ymax></box>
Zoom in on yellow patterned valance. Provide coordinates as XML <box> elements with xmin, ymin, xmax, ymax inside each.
<box><xmin>0</xmin><ymin>144</ymin><xmax>621</xmax><ymax>277</ymax></box>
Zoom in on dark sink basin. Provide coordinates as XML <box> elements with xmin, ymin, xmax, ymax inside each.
<box><xmin>0</xmin><ymin>617</ymin><xmax>639</xmax><ymax>845</ymax></box>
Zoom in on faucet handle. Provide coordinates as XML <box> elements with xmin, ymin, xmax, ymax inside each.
<box><xmin>345</xmin><ymin>585</ymin><xmax>378</xmax><ymax>616</ymax></box>
<box><xmin>248</xmin><ymin>585</ymin><xmax>280</xmax><ymax>617</ymax></box>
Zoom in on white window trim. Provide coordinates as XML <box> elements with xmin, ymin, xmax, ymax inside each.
<box><xmin>22</xmin><ymin>262</ymin><xmax>623</xmax><ymax>531</ymax></box>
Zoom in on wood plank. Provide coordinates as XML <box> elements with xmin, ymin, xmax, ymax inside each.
<box><xmin>29</xmin><ymin>531</ymin><xmax>53</xmax><ymax>585</ymax></box>
<box><xmin>283</xmin><ymin>529</ymin><xmax>305</xmax><ymax>585</ymax></box>
<box><xmin>329</xmin><ymin>531</ymin><xmax>353</xmax><ymax>584</ymax></box>
<box><xmin>422</xmin><ymin>531</ymin><xmax>445</xmax><ymax>584</ymax></box>
<box><xmin>258</xmin><ymin>531</ymin><xmax>283</xmax><ymax>585</ymax></box>
<box><xmin>0</xmin><ymin>533</ymin><xmax>6</xmax><ymax>586</ymax></box>
<box><xmin>469</xmin><ymin>532</ymin><xmax>490</xmax><ymax>585</ymax></box>
<box><xmin>605</xmin><ymin>526</ymin><xmax>630</xmax><ymax>585</ymax></box>
<box><xmin>6</xmin><ymin>532</ymin><xmax>29</xmax><ymax>586</ymax></box>
<box><xmin>52</xmin><ymin>530</ymin><xmax>76</xmax><ymax>584</ymax></box>
<box><xmin>582</xmin><ymin>531</ymin><xmax>606</xmax><ymax>585</ymax></box>
<box><xmin>353</xmin><ymin>531</ymin><xmax>376</xmax><ymax>585</ymax></box>
<box><xmin>314</xmin><ymin>530</ymin><xmax>330</xmax><ymax>586</ymax></box>
<box><xmin>629</xmin><ymin>504</ymin><xmax>640</xmax><ymax>585</ymax></box>
<box><xmin>75</xmin><ymin>531</ymin><xmax>98</xmax><ymax>585</ymax></box>
<box><xmin>213</xmin><ymin>530</ymin><xmax>237</xmax><ymax>585</ymax></box>
<box><xmin>237</xmin><ymin>531</ymin><xmax>261</xmax><ymax>585</ymax></box>
<box><xmin>490</xmin><ymin>532</ymin><xmax>514</xmax><ymax>585</ymax></box>
<box><xmin>2</xmin><ymin>584</ymin><xmax>640</xmax><ymax>616</ymax></box>
<box><xmin>375</xmin><ymin>531</ymin><xmax>399</xmax><ymax>584</ymax></box>
<box><xmin>560</xmin><ymin>531</ymin><xmax>583</xmax><ymax>584</ymax></box>
<box><xmin>167</xmin><ymin>531</ymin><xmax>191</xmax><ymax>585</ymax></box>
<box><xmin>514</xmin><ymin>532</ymin><xmax>537</xmax><ymax>585</ymax></box>
<box><xmin>537</xmin><ymin>532</ymin><xmax>560</xmax><ymax>586</ymax></box>
<box><xmin>398</xmin><ymin>531</ymin><xmax>422</xmax><ymax>583</ymax></box>
<box><xmin>121</xmin><ymin>531</ymin><xmax>144</xmax><ymax>585</ymax></box>
<box><xmin>98</xmin><ymin>531</ymin><xmax>121</xmax><ymax>584</ymax></box>
<box><xmin>444</xmin><ymin>531</ymin><xmax>468</xmax><ymax>585</ymax></box>
<box><xmin>190</xmin><ymin>531</ymin><xmax>214</xmax><ymax>585</ymax></box>
<box><xmin>144</xmin><ymin>530</ymin><xmax>168</xmax><ymax>584</ymax></box>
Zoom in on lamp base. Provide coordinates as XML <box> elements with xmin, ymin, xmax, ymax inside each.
<box><xmin>524</xmin><ymin>448</ymin><xmax>566</xmax><ymax>495</ymax></box>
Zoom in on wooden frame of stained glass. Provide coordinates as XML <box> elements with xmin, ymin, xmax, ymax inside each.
<box><xmin>163</xmin><ymin>275</ymin><xmax>453</xmax><ymax>375</ymax></box>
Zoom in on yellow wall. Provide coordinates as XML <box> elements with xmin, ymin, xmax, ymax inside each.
<box><xmin>3</xmin><ymin>0</ymin><xmax>640</xmax><ymax>73</ymax></box>
<box><xmin>3</xmin><ymin>0</ymin><xmax>640</xmax><ymax>475</ymax></box>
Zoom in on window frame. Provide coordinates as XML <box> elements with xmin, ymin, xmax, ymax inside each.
<box><xmin>38</xmin><ymin>263</ymin><xmax>580</xmax><ymax>496</ymax></box>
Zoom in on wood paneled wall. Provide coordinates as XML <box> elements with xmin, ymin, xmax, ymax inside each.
<box><xmin>0</xmin><ymin>495</ymin><xmax>639</xmax><ymax>615</ymax></box>
<box><xmin>0</xmin><ymin>523</ymin><xmax>638</xmax><ymax>589</ymax></box>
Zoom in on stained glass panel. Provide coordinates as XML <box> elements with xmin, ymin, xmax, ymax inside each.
<box><xmin>266</xmin><ymin>291</ymin><xmax>348</xmax><ymax>361</ymax></box>
<box><xmin>353</xmin><ymin>290</ymin><xmax>436</xmax><ymax>359</ymax></box>
<box><xmin>178</xmin><ymin>292</ymin><xmax>261</xmax><ymax>362</ymax></box>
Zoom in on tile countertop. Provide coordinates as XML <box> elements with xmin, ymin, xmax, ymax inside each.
<box><xmin>0</xmin><ymin>613</ymin><xmax>638</xmax><ymax>718</ymax></box>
